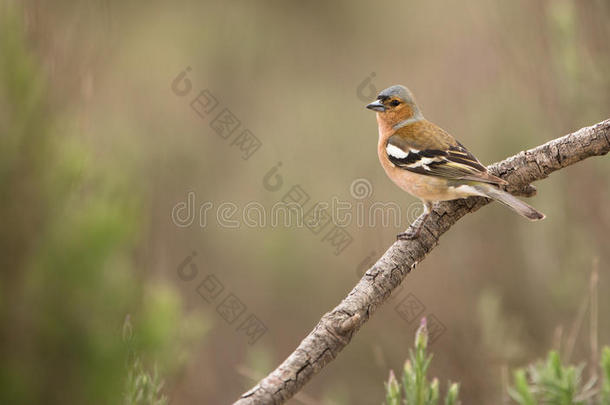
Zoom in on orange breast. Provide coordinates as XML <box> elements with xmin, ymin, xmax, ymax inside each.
<box><xmin>376</xmin><ymin>121</ymin><xmax>472</xmax><ymax>202</ymax></box>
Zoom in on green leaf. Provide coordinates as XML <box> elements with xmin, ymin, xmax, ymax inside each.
<box><xmin>508</xmin><ymin>369</ymin><xmax>537</xmax><ymax>405</ymax></box>
<box><xmin>384</xmin><ymin>318</ymin><xmax>459</xmax><ymax>405</ymax></box>
<box><xmin>384</xmin><ymin>370</ymin><xmax>401</xmax><ymax>405</ymax></box>
<box><xmin>601</xmin><ymin>347</ymin><xmax>610</xmax><ymax>405</ymax></box>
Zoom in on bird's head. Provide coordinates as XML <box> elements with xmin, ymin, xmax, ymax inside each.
<box><xmin>366</xmin><ymin>85</ymin><xmax>422</xmax><ymax>127</ymax></box>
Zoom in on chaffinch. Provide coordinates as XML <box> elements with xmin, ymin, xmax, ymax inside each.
<box><xmin>366</xmin><ymin>85</ymin><xmax>544</xmax><ymax>240</ymax></box>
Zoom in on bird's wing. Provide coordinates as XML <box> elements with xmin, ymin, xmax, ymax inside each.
<box><xmin>386</xmin><ymin>127</ymin><xmax>508</xmax><ymax>185</ymax></box>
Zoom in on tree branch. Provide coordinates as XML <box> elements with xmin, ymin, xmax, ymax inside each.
<box><xmin>233</xmin><ymin>119</ymin><xmax>610</xmax><ymax>405</ymax></box>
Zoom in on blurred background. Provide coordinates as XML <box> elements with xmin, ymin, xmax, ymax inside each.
<box><xmin>1</xmin><ymin>0</ymin><xmax>609</xmax><ymax>404</ymax></box>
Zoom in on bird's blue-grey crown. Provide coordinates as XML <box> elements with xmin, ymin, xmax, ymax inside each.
<box><xmin>377</xmin><ymin>85</ymin><xmax>414</xmax><ymax>103</ymax></box>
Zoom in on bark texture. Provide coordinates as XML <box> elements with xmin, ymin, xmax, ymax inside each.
<box><xmin>233</xmin><ymin>119</ymin><xmax>610</xmax><ymax>405</ymax></box>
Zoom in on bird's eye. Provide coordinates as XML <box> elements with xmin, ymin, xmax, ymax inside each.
<box><xmin>390</xmin><ymin>100</ymin><xmax>400</xmax><ymax>107</ymax></box>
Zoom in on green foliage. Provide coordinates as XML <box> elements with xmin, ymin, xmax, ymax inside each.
<box><xmin>384</xmin><ymin>319</ymin><xmax>460</xmax><ymax>405</ymax></box>
<box><xmin>123</xmin><ymin>316</ymin><xmax>168</xmax><ymax>405</ymax></box>
<box><xmin>123</xmin><ymin>359</ymin><xmax>167</xmax><ymax>405</ymax></box>
<box><xmin>602</xmin><ymin>348</ymin><xmax>610</xmax><ymax>405</ymax></box>
<box><xmin>511</xmin><ymin>370</ymin><xmax>537</xmax><ymax>405</ymax></box>
<box><xmin>0</xmin><ymin>5</ymin><xmax>206</xmax><ymax>404</ymax></box>
<box><xmin>509</xmin><ymin>348</ymin><xmax>610</xmax><ymax>405</ymax></box>
<box><xmin>385</xmin><ymin>370</ymin><xmax>401</xmax><ymax>405</ymax></box>
<box><xmin>385</xmin><ymin>321</ymin><xmax>610</xmax><ymax>405</ymax></box>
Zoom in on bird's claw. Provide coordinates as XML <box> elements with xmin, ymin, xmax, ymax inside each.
<box><xmin>396</xmin><ymin>228</ymin><xmax>420</xmax><ymax>241</ymax></box>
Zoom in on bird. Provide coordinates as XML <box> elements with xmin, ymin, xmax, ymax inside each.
<box><xmin>366</xmin><ymin>85</ymin><xmax>545</xmax><ymax>240</ymax></box>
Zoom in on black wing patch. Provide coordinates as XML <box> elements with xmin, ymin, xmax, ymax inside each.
<box><xmin>446</xmin><ymin>142</ymin><xmax>487</xmax><ymax>172</ymax></box>
<box><xmin>385</xmin><ymin>137</ymin><xmax>502</xmax><ymax>184</ymax></box>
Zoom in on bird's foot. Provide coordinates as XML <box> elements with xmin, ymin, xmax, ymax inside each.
<box><xmin>396</xmin><ymin>225</ymin><xmax>422</xmax><ymax>241</ymax></box>
<box><xmin>396</xmin><ymin>209</ymin><xmax>430</xmax><ymax>241</ymax></box>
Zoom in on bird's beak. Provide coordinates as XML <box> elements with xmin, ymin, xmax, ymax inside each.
<box><xmin>366</xmin><ymin>100</ymin><xmax>386</xmax><ymax>112</ymax></box>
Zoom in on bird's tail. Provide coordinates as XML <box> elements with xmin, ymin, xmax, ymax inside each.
<box><xmin>473</xmin><ymin>183</ymin><xmax>545</xmax><ymax>221</ymax></box>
